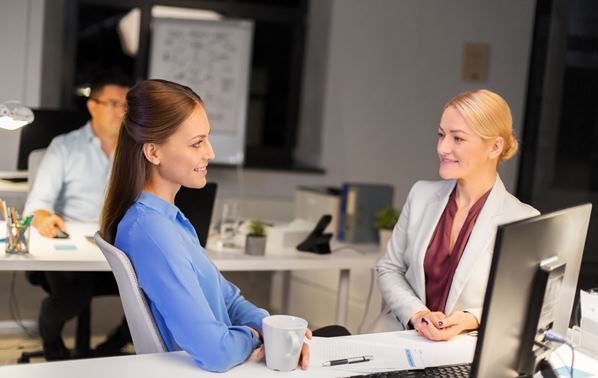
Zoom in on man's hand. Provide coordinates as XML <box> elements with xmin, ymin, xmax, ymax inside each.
<box><xmin>31</xmin><ymin>210</ymin><xmax>66</xmax><ymax>238</ymax></box>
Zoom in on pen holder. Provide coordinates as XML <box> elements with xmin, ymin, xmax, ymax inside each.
<box><xmin>6</xmin><ymin>222</ymin><xmax>31</xmax><ymax>255</ymax></box>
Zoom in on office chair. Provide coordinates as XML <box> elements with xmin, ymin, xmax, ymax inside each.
<box><xmin>26</xmin><ymin>148</ymin><xmax>46</xmax><ymax>187</ymax></box>
<box><xmin>18</xmin><ymin>148</ymin><xmax>92</xmax><ymax>363</ymax></box>
<box><xmin>94</xmin><ymin>232</ymin><xmax>166</xmax><ymax>354</ymax></box>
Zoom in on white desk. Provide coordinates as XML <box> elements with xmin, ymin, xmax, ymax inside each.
<box><xmin>0</xmin><ymin>222</ymin><xmax>380</xmax><ymax>325</ymax></box>
<box><xmin>0</xmin><ymin>330</ymin><xmax>478</xmax><ymax>377</ymax></box>
<box><xmin>1</xmin><ymin>330</ymin><xmax>596</xmax><ymax>377</ymax></box>
<box><xmin>0</xmin><ymin>171</ymin><xmax>29</xmax><ymax>213</ymax></box>
<box><xmin>0</xmin><ymin>170</ymin><xmax>29</xmax><ymax>193</ymax></box>
<box><xmin>546</xmin><ymin>344</ymin><xmax>598</xmax><ymax>377</ymax></box>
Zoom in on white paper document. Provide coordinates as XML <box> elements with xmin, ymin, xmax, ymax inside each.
<box><xmin>579</xmin><ymin>290</ymin><xmax>598</xmax><ymax>356</ymax></box>
<box><xmin>580</xmin><ymin>290</ymin><xmax>598</xmax><ymax>323</ymax></box>
<box><xmin>310</xmin><ymin>337</ymin><xmax>424</xmax><ymax>375</ymax></box>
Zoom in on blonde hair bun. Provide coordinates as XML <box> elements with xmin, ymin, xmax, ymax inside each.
<box><xmin>501</xmin><ymin>133</ymin><xmax>519</xmax><ymax>161</ymax></box>
<box><xmin>445</xmin><ymin>89</ymin><xmax>517</xmax><ymax>162</ymax></box>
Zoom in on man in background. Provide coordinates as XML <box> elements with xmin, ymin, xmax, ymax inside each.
<box><xmin>24</xmin><ymin>72</ymin><xmax>132</xmax><ymax>360</ymax></box>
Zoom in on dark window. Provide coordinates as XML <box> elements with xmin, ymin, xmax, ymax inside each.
<box><xmin>519</xmin><ymin>0</ymin><xmax>598</xmax><ymax>293</ymax></box>
<box><xmin>72</xmin><ymin>3</ymin><xmax>138</xmax><ymax>109</ymax></box>
<box><xmin>63</xmin><ymin>0</ymin><xmax>309</xmax><ymax>170</ymax></box>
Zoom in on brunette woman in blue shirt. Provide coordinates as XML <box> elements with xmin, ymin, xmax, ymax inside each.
<box><xmin>100</xmin><ymin>79</ymin><xmax>311</xmax><ymax>372</ymax></box>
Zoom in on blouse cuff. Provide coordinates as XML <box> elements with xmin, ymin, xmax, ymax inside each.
<box><xmin>246</xmin><ymin>309</ymin><xmax>270</xmax><ymax>334</ymax></box>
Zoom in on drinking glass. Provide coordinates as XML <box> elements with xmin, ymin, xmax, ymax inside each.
<box><xmin>220</xmin><ymin>202</ymin><xmax>239</xmax><ymax>247</ymax></box>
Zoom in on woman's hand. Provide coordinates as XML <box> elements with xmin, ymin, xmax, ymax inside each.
<box><xmin>418</xmin><ymin>311</ymin><xmax>448</xmax><ymax>332</ymax></box>
<box><xmin>410</xmin><ymin>309</ymin><xmax>432</xmax><ymax>334</ymax></box>
<box><xmin>246</xmin><ymin>326</ymin><xmax>260</xmax><ymax>339</ymax></box>
<box><xmin>417</xmin><ymin>311</ymin><xmax>478</xmax><ymax>341</ymax></box>
<box><xmin>256</xmin><ymin>328</ymin><xmax>313</xmax><ymax>370</ymax></box>
<box><xmin>298</xmin><ymin>328</ymin><xmax>312</xmax><ymax>369</ymax></box>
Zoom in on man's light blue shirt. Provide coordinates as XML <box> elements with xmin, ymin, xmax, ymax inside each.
<box><xmin>24</xmin><ymin>122</ymin><xmax>111</xmax><ymax>222</ymax></box>
<box><xmin>115</xmin><ymin>192</ymin><xmax>268</xmax><ymax>372</ymax></box>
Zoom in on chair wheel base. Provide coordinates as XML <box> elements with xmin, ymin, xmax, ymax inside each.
<box><xmin>18</xmin><ymin>350</ymin><xmax>46</xmax><ymax>364</ymax></box>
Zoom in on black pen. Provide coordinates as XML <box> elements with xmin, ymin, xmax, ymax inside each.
<box><xmin>322</xmin><ymin>355</ymin><xmax>374</xmax><ymax>367</ymax></box>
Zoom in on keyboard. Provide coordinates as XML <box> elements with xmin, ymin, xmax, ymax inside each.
<box><xmin>347</xmin><ymin>363</ymin><xmax>471</xmax><ymax>377</ymax></box>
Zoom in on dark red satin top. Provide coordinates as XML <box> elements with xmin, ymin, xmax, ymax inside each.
<box><xmin>424</xmin><ymin>188</ymin><xmax>491</xmax><ymax>313</ymax></box>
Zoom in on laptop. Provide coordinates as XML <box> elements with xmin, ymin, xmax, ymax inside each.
<box><xmin>174</xmin><ymin>183</ymin><xmax>218</xmax><ymax>247</ymax></box>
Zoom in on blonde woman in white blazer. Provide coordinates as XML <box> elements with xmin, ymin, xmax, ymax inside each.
<box><xmin>376</xmin><ymin>89</ymin><xmax>539</xmax><ymax>341</ymax></box>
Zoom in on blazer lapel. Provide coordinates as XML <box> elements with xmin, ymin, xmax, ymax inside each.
<box><xmin>413</xmin><ymin>180</ymin><xmax>456</xmax><ymax>301</ymax></box>
<box><xmin>444</xmin><ymin>176</ymin><xmax>506</xmax><ymax>314</ymax></box>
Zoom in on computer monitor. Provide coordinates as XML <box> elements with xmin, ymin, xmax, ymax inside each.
<box><xmin>174</xmin><ymin>183</ymin><xmax>218</xmax><ymax>247</ymax></box>
<box><xmin>18</xmin><ymin>108</ymin><xmax>89</xmax><ymax>170</ymax></box>
<box><xmin>471</xmin><ymin>203</ymin><xmax>592</xmax><ymax>377</ymax></box>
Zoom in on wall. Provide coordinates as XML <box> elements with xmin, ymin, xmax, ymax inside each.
<box><xmin>211</xmin><ymin>0</ymin><xmax>535</xmax><ymax>206</ymax></box>
<box><xmin>0</xmin><ymin>0</ymin><xmax>537</xmax><ymax>209</ymax></box>
<box><xmin>0</xmin><ymin>0</ymin><xmax>45</xmax><ymax>171</ymax></box>
<box><xmin>0</xmin><ymin>0</ymin><xmax>536</xmax><ymax>208</ymax></box>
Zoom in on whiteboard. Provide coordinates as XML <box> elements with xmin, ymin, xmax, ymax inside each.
<box><xmin>149</xmin><ymin>18</ymin><xmax>254</xmax><ymax>165</ymax></box>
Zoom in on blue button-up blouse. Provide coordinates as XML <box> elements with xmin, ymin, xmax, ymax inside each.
<box><xmin>115</xmin><ymin>191</ymin><xmax>269</xmax><ymax>372</ymax></box>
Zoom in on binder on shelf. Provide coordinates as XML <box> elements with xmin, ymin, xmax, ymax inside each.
<box><xmin>337</xmin><ymin>183</ymin><xmax>394</xmax><ymax>243</ymax></box>
<box><xmin>295</xmin><ymin>186</ymin><xmax>341</xmax><ymax>236</ymax></box>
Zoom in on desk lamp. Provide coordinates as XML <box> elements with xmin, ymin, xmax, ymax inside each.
<box><xmin>0</xmin><ymin>101</ymin><xmax>34</xmax><ymax>130</ymax></box>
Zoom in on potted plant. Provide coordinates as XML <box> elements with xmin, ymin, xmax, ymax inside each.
<box><xmin>375</xmin><ymin>207</ymin><xmax>400</xmax><ymax>252</ymax></box>
<box><xmin>245</xmin><ymin>218</ymin><xmax>267</xmax><ymax>256</ymax></box>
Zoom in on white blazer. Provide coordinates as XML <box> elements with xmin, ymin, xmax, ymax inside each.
<box><xmin>376</xmin><ymin>176</ymin><xmax>539</xmax><ymax>329</ymax></box>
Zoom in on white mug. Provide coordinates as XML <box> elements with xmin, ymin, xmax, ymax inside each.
<box><xmin>262</xmin><ymin>315</ymin><xmax>307</xmax><ymax>371</ymax></box>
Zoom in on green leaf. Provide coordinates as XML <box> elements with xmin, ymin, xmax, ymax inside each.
<box><xmin>374</xmin><ymin>207</ymin><xmax>401</xmax><ymax>230</ymax></box>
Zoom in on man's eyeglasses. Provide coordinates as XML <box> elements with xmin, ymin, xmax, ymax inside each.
<box><xmin>90</xmin><ymin>98</ymin><xmax>126</xmax><ymax>110</ymax></box>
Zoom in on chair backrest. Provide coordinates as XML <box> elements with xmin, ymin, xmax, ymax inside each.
<box><xmin>27</xmin><ymin>148</ymin><xmax>46</xmax><ymax>187</ymax></box>
<box><xmin>94</xmin><ymin>232</ymin><xmax>167</xmax><ymax>354</ymax></box>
